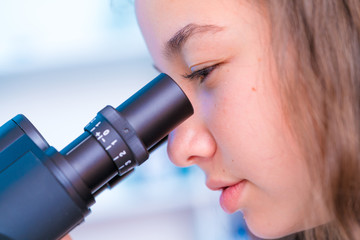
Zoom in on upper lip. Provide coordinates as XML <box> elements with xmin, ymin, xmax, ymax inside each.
<box><xmin>206</xmin><ymin>178</ymin><xmax>244</xmax><ymax>191</ymax></box>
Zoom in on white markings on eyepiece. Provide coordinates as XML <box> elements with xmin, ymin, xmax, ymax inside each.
<box><xmin>113</xmin><ymin>150</ymin><xmax>127</xmax><ymax>161</ymax></box>
<box><xmin>119</xmin><ymin>150</ymin><xmax>126</xmax><ymax>157</ymax></box>
<box><xmin>119</xmin><ymin>160</ymin><xmax>132</xmax><ymax>170</ymax></box>
<box><xmin>103</xmin><ymin>129</ymin><xmax>110</xmax><ymax>136</ymax></box>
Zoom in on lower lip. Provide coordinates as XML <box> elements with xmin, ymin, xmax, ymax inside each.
<box><xmin>219</xmin><ymin>180</ymin><xmax>247</xmax><ymax>213</ymax></box>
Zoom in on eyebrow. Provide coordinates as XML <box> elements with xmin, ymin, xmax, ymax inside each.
<box><xmin>164</xmin><ymin>23</ymin><xmax>224</xmax><ymax>57</ymax></box>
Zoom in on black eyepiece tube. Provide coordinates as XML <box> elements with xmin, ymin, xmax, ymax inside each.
<box><xmin>0</xmin><ymin>73</ymin><xmax>193</xmax><ymax>240</ymax></box>
<box><xmin>117</xmin><ymin>73</ymin><xmax>193</xmax><ymax>149</ymax></box>
<box><xmin>61</xmin><ymin>73</ymin><xmax>193</xmax><ymax>194</ymax></box>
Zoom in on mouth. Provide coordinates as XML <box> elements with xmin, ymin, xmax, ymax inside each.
<box><xmin>206</xmin><ymin>178</ymin><xmax>245</xmax><ymax>191</ymax></box>
<box><xmin>218</xmin><ymin>180</ymin><xmax>247</xmax><ymax>213</ymax></box>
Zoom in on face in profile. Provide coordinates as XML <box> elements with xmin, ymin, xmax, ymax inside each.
<box><xmin>135</xmin><ymin>0</ymin><xmax>329</xmax><ymax>238</ymax></box>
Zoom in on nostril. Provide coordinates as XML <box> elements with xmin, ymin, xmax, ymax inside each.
<box><xmin>166</xmin><ymin>142</ymin><xmax>191</xmax><ymax>167</ymax></box>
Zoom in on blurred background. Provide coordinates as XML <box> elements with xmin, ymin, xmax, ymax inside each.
<box><xmin>0</xmin><ymin>0</ymin><xmax>248</xmax><ymax>239</ymax></box>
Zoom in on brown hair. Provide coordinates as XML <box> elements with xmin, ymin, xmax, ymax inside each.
<box><xmin>263</xmin><ymin>0</ymin><xmax>360</xmax><ymax>239</ymax></box>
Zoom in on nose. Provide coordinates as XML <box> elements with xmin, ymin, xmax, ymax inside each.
<box><xmin>167</xmin><ymin>112</ymin><xmax>217</xmax><ymax>167</ymax></box>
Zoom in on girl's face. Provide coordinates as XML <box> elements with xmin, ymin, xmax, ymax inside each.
<box><xmin>136</xmin><ymin>0</ymin><xmax>328</xmax><ymax>238</ymax></box>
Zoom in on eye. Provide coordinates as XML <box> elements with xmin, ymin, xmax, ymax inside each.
<box><xmin>183</xmin><ymin>63</ymin><xmax>220</xmax><ymax>83</ymax></box>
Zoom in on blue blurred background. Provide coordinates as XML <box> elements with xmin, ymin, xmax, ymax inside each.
<box><xmin>0</xmin><ymin>1</ymin><xmax>247</xmax><ymax>239</ymax></box>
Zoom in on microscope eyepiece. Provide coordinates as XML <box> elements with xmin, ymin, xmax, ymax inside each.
<box><xmin>61</xmin><ymin>73</ymin><xmax>193</xmax><ymax>194</ymax></box>
<box><xmin>117</xmin><ymin>73</ymin><xmax>193</xmax><ymax>149</ymax></box>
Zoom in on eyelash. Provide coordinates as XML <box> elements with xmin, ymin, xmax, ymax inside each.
<box><xmin>183</xmin><ymin>64</ymin><xmax>220</xmax><ymax>83</ymax></box>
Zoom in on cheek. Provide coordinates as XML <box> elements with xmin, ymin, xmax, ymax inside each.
<box><xmin>243</xmin><ymin>168</ymin><xmax>315</xmax><ymax>238</ymax></box>
<box><xmin>200</xmin><ymin>64</ymin><xmax>317</xmax><ymax>228</ymax></box>
<box><xmin>200</xmin><ymin>68</ymin><xmax>286</xmax><ymax>171</ymax></box>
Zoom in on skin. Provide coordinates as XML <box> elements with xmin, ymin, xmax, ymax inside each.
<box><xmin>135</xmin><ymin>0</ymin><xmax>328</xmax><ymax>238</ymax></box>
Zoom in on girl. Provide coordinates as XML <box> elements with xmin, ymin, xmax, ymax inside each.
<box><xmin>135</xmin><ymin>0</ymin><xmax>360</xmax><ymax>239</ymax></box>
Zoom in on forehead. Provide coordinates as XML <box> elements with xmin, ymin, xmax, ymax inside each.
<box><xmin>135</xmin><ymin>0</ymin><xmax>267</xmax><ymax>67</ymax></box>
<box><xmin>135</xmin><ymin>0</ymin><xmax>250</xmax><ymax>41</ymax></box>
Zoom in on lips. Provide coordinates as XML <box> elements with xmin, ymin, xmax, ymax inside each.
<box><xmin>219</xmin><ymin>180</ymin><xmax>247</xmax><ymax>213</ymax></box>
<box><xmin>205</xmin><ymin>178</ymin><xmax>247</xmax><ymax>213</ymax></box>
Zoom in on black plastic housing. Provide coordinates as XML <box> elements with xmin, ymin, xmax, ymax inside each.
<box><xmin>0</xmin><ymin>73</ymin><xmax>193</xmax><ymax>240</ymax></box>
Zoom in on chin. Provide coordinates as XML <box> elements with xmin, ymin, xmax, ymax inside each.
<box><xmin>245</xmin><ymin>216</ymin><xmax>301</xmax><ymax>239</ymax></box>
<box><xmin>245</xmin><ymin>212</ymin><xmax>331</xmax><ymax>239</ymax></box>
<box><xmin>248</xmin><ymin>228</ymin><xmax>298</xmax><ymax>239</ymax></box>
<box><xmin>249</xmin><ymin>229</ymin><xmax>291</xmax><ymax>239</ymax></box>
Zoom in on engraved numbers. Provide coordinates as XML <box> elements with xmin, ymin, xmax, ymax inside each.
<box><xmin>87</xmin><ymin>116</ymin><xmax>135</xmax><ymax>173</ymax></box>
<box><xmin>113</xmin><ymin>150</ymin><xmax>127</xmax><ymax>161</ymax></box>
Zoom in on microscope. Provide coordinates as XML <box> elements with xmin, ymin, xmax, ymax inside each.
<box><xmin>0</xmin><ymin>73</ymin><xmax>193</xmax><ymax>240</ymax></box>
